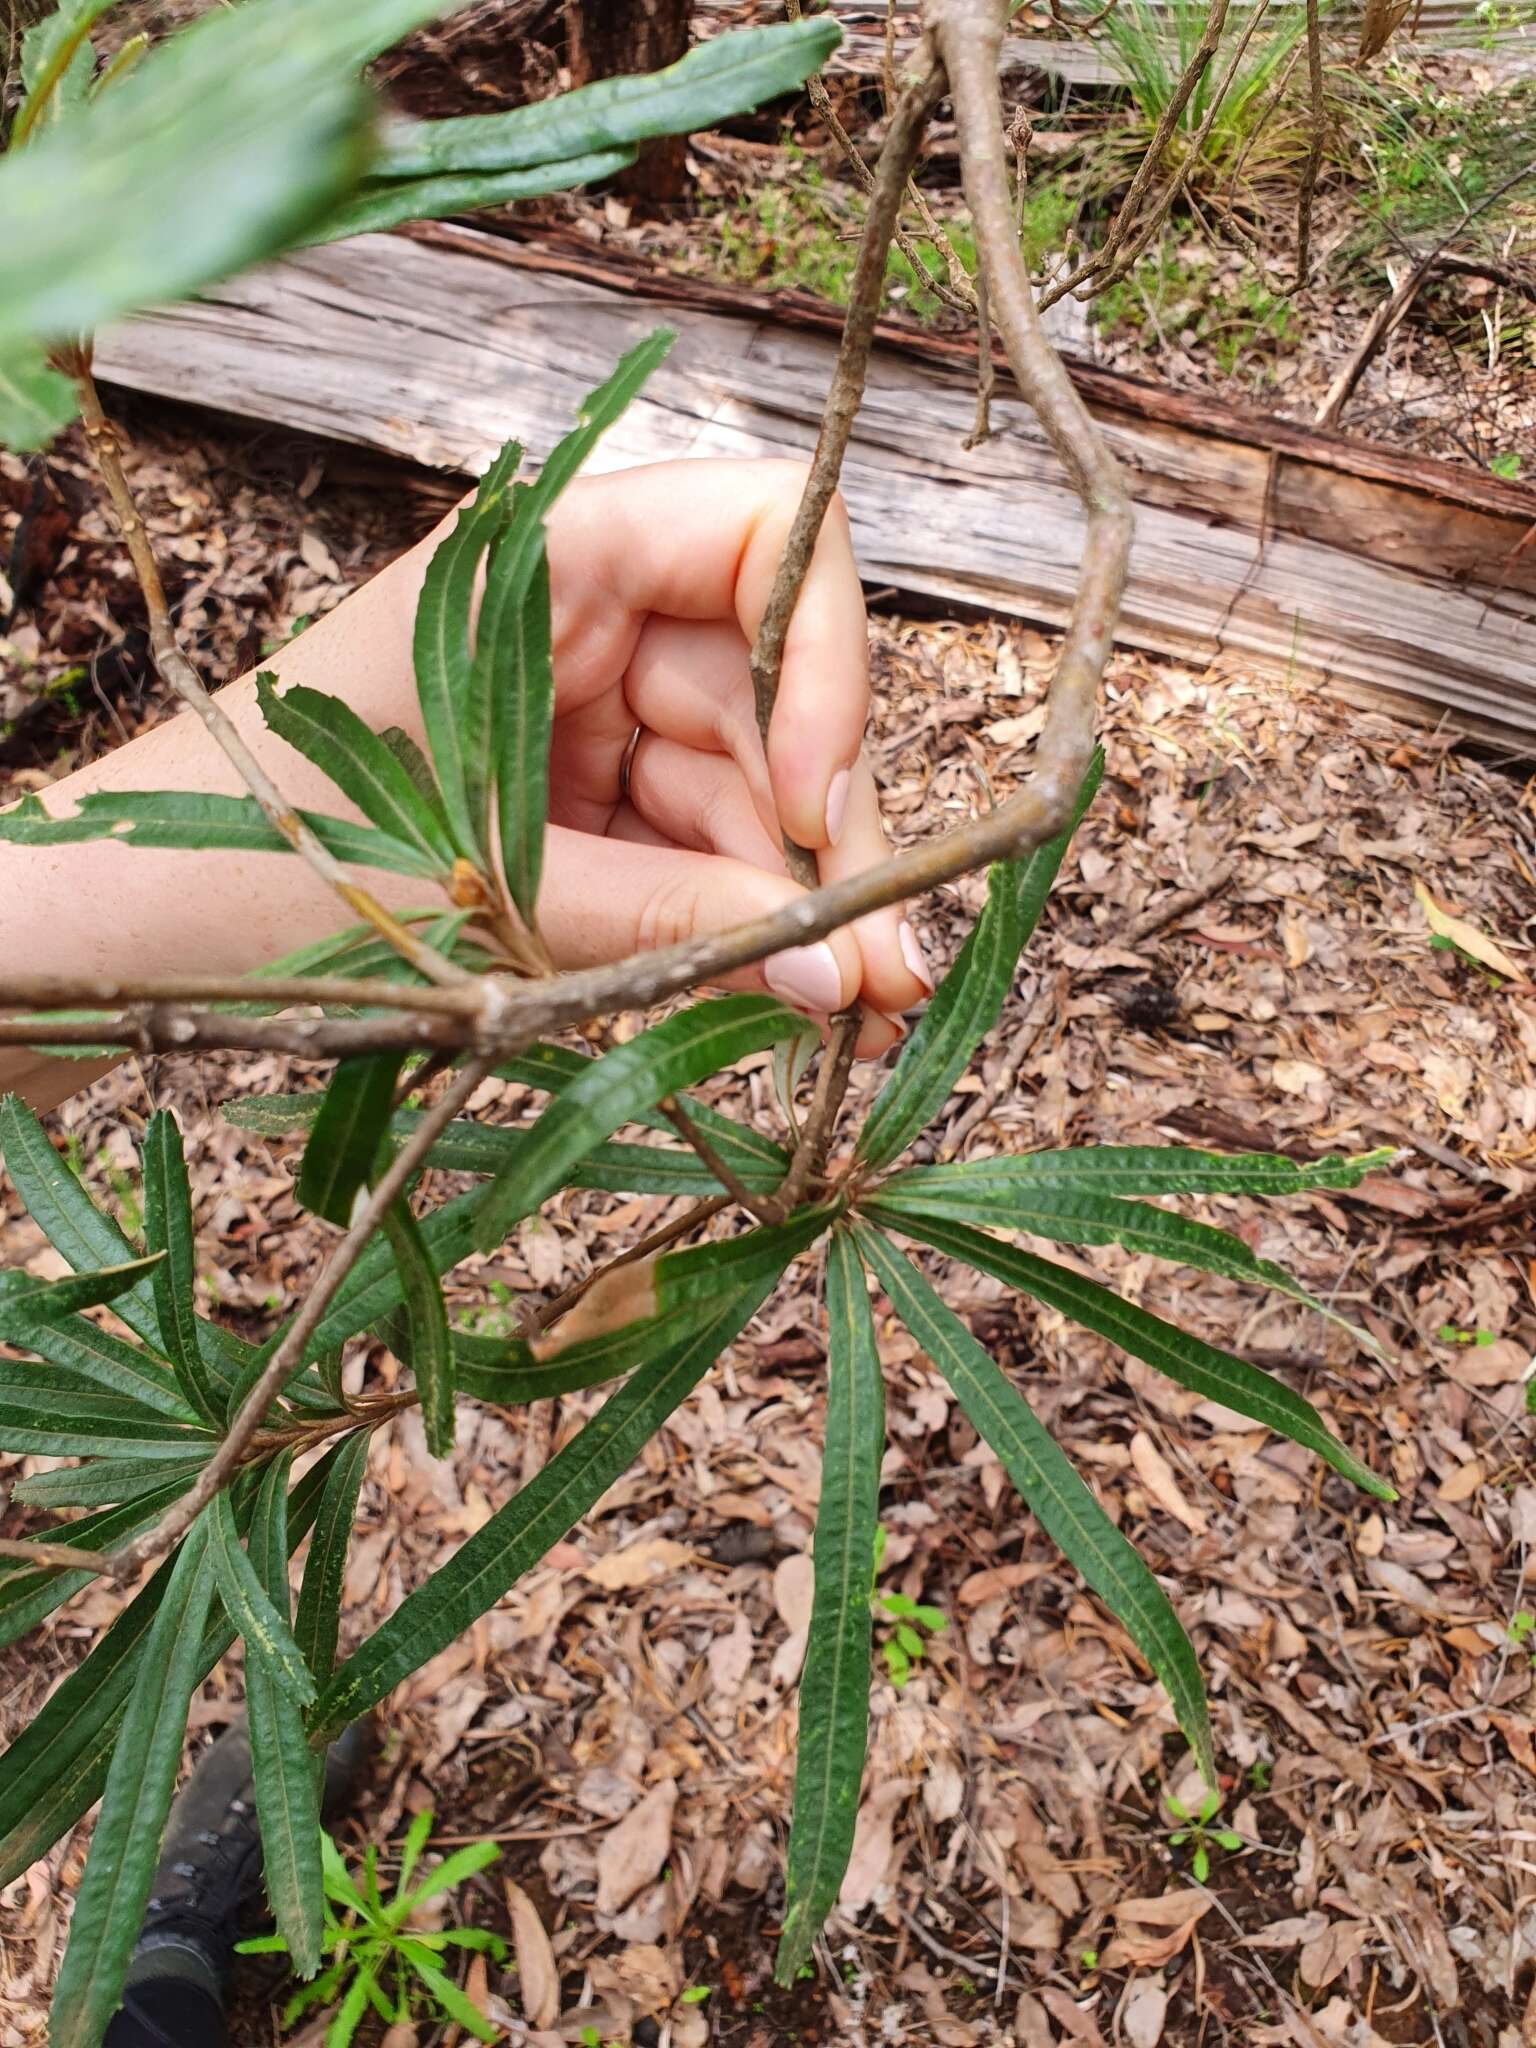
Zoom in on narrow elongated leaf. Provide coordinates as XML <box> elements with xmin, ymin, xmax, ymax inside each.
<box><xmin>0</xmin><ymin>790</ymin><xmax>439</xmax><ymax>875</ymax></box>
<box><xmin>776</xmin><ymin>1228</ymin><xmax>883</xmax><ymax>1986</ymax></box>
<box><xmin>311</xmin><ymin>1269</ymin><xmax>784</xmax><ymax>1743</ymax></box>
<box><xmin>140</xmin><ymin>1110</ymin><xmax>224</xmax><ymax>1426</ymax></box>
<box><xmin>474</xmin><ymin>995</ymin><xmax>812</xmax><ymax>1252</ymax></box>
<box><xmin>11</xmin><ymin>1453</ymin><xmax>208</xmax><ymax>1511</ymax></box>
<box><xmin>0</xmin><ymin>1450</ymin><xmax>334</xmax><ymax>1888</ymax></box>
<box><xmin>858</xmin><ymin>754</ymin><xmax>1102</xmax><ymax>1171</ymax></box>
<box><xmin>853</xmin><ymin>1223</ymin><xmax>1213</xmax><ymax>1783</ymax></box>
<box><xmin>867</xmin><ymin>1204</ymin><xmax>1393</xmax><ymax>1500</ymax></box>
<box><xmin>256</xmin><ymin>672</ymin><xmax>458</xmax><ymax>872</ymax></box>
<box><xmin>296</xmin><ymin>1053</ymin><xmax>404</xmax><ymax>1228</ymax></box>
<box><xmin>0</xmin><ymin>1315</ymin><xmax>190</xmax><ymax>1421</ymax></box>
<box><xmin>207</xmin><ymin>1492</ymin><xmax>317</xmax><ymax>1710</ymax></box>
<box><xmin>395</xmin><ymin>1940</ymin><xmax>500</xmax><ymax>2043</ymax></box>
<box><xmin>412</xmin><ymin>439</ymin><xmax>522</xmax><ymax>864</ymax></box>
<box><xmin>314</xmin><ymin>1185</ymin><xmax>485</xmax><ymax>1354</ymax></box>
<box><xmin>381</xmin><ymin>1202</ymin><xmax>455</xmax><ymax>1458</ymax></box>
<box><xmin>317</xmin><ymin>146</ymin><xmax>634</xmax><ymax>242</ymax></box>
<box><xmin>0</xmin><ymin>1252</ymin><xmax>163</xmax><ymax>1323</ymax></box>
<box><xmin>0</xmin><ymin>1095</ymin><xmax>161</xmax><ymax>1346</ymax></box>
<box><xmin>294</xmin><ymin>1428</ymin><xmax>370</xmax><ymax>1681</ymax></box>
<box><xmin>0</xmin><ymin>1369</ymin><xmax>216</xmax><ymax>1457</ymax></box>
<box><xmin>246</xmin><ymin>1455</ymin><xmax>325</xmax><ymax>1979</ymax></box>
<box><xmin>0</xmin><ymin>343</ymin><xmax>77</xmax><ymax>451</ymax></box>
<box><xmin>375</xmin><ymin>19</ymin><xmax>842</xmax><ymax>177</ymax></box>
<box><xmin>872</xmin><ymin>1176</ymin><xmax>1360</xmax><ymax>1337</ymax></box>
<box><xmin>0</xmin><ymin>1477</ymin><xmax>192</xmax><ymax>1651</ymax></box>
<box><xmin>48</xmin><ymin>1515</ymin><xmax>218</xmax><ymax>2048</ymax></box>
<box><xmin>887</xmin><ymin>1145</ymin><xmax>1398</xmax><ymax>1202</ymax></box>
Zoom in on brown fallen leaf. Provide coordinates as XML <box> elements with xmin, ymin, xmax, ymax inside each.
<box><xmin>1130</xmin><ymin>1431</ymin><xmax>1209</xmax><ymax>1535</ymax></box>
<box><xmin>1122</xmin><ymin>1978</ymin><xmax>1169</xmax><ymax>2048</ymax></box>
<box><xmin>505</xmin><ymin>1877</ymin><xmax>560</xmax><ymax>2028</ymax></box>
<box><xmin>1114</xmin><ymin>1890</ymin><xmax>1218</xmax><ymax>1928</ymax></box>
<box><xmin>596</xmin><ymin>1781</ymin><xmax>678</xmax><ymax>1915</ymax></box>
<box><xmin>583</xmin><ymin>1535</ymin><xmax>697</xmax><ymax>1592</ymax></box>
<box><xmin>533</xmin><ymin>1255</ymin><xmax>658</xmax><ymax>1358</ymax></box>
<box><xmin>1299</xmin><ymin>1917</ymin><xmax>1371</xmax><ymax>1989</ymax></box>
<box><xmin>1413</xmin><ymin>880</ymin><xmax>1523</xmax><ymax>981</ymax></box>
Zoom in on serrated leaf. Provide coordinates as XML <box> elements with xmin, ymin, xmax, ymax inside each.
<box><xmin>48</xmin><ymin>1515</ymin><xmax>218</xmax><ymax>2048</ymax></box>
<box><xmin>776</xmin><ymin>1228</ymin><xmax>882</xmax><ymax>1986</ymax></box>
<box><xmin>858</xmin><ymin>753</ymin><xmax>1102</xmax><ymax>1171</ymax></box>
<box><xmin>0</xmin><ymin>1095</ymin><xmax>163</xmax><ymax>1347</ymax></box>
<box><xmin>0</xmin><ymin>1450</ymin><xmax>334</xmax><ymax>1889</ymax></box>
<box><xmin>310</xmin><ymin>1268</ymin><xmax>784</xmax><ymax>1744</ymax></box>
<box><xmin>374</xmin><ymin>19</ymin><xmax>842</xmax><ymax>177</ymax></box>
<box><xmin>296</xmin><ymin>1053</ymin><xmax>404</xmax><ymax>1228</ymax></box>
<box><xmin>141</xmin><ymin>1110</ymin><xmax>224</xmax><ymax>1426</ymax></box>
<box><xmin>207</xmin><ymin>1492</ymin><xmax>317</xmax><ymax>1709</ymax></box>
<box><xmin>885</xmin><ymin>1145</ymin><xmax>1397</xmax><ymax>1201</ymax></box>
<box><xmin>867</xmin><ymin>1203</ymin><xmax>1393</xmax><ymax>1501</ymax></box>
<box><xmin>473</xmin><ymin>995</ymin><xmax>812</xmax><ymax>1253</ymax></box>
<box><xmin>395</xmin><ymin>1939</ymin><xmax>500</xmax><ymax>2043</ymax></box>
<box><xmin>481</xmin><ymin>332</ymin><xmax>673</xmax><ymax>920</ymax></box>
<box><xmin>256</xmin><ymin>672</ymin><xmax>458</xmax><ymax>873</ymax></box>
<box><xmin>412</xmin><ymin>439</ymin><xmax>522</xmax><ymax>866</ymax></box>
<box><xmin>0</xmin><ymin>341</ymin><xmax>77</xmax><ymax>452</ymax></box>
<box><xmin>294</xmin><ymin>1429</ymin><xmax>369</xmax><ymax>1681</ymax></box>
<box><xmin>246</xmin><ymin>1455</ymin><xmax>325</xmax><ymax>1979</ymax></box>
<box><xmin>316</xmin><ymin>146</ymin><xmax>635</xmax><ymax>241</ymax></box>
<box><xmin>853</xmin><ymin>1223</ymin><xmax>1213</xmax><ymax>1784</ymax></box>
<box><xmin>0</xmin><ymin>790</ymin><xmax>440</xmax><ymax>875</ymax></box>
<box><xmin>381</xmin><ymin>1202</ymin><xmax>455</xmax><ymax>1459</ymax></box>
<box><xmin>872</xmin><ymin>1175</ymin><xmax>1363</xmax><ymax>1339</ymax></box>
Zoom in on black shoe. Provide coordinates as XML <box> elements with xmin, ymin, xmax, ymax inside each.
<box><xmin>117</xmin><ymin>1716</ymin><xmax>372</xmax><ymax>2013</ymax></box>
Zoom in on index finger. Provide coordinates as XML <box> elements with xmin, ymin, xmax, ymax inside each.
<box><xmin>547</xmin><ymin>459</ymin><xmax>869</xmax><ymax>851</ymax></box>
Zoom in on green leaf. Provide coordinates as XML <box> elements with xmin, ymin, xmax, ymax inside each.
<box><xmin>0</xmin><ymin>342</ymin><xmax>77</xmax><ymax>452</ymax></box>
<box><xmin>10</xmin><ymin>1454</ymin><xmax>208</xmax><ymax>1511</ymax></box>
<box><xmin>871</xmin><ymin>1174</ymin><xmax>1362</xmax><ymax>1338</ymax></box>
<box><xmin>473</xmin><ymin>994</ymin><xmax>812</xmax><ymax>1252</ymax></box>
<box><xmin>0</xmin><ymin>1477</ymin><xmax>192</xmax><ymax>1651</ymax></box>
<box><xmin>0</xmin><ymin>1095</ymin><xmax>163</xmax><ymax>1347</ymax></box>
<box><xmin>0</xmin><ymin>1450</ymin><xmax>334</xmax><ymax>1889</ymax></box>
<box><xmin>0</xmin><ymin>1252</ymin><xmax>163</xmax><ymax>1323</ymax></box>
<box><xmin>296</xmin><ymin>1053</ymin><xmax>405</xmax><ymax>1228</ymax></box>
<box><xmin>776</xmin><ymin>1228</ymin><xmax>883</xmax><ymax>1987</ymax></box>
<box><xmin>48</xmin><ymin>1515</ymin><xmax>218</xmax><ymax>2048</ymax></box>
<box><xmin>246</xmin><ymin>1455</ymin><xmax>325</xmax><ymax>1980</ymax></box>
<box><xmin>381</xmin><ymin>1202</ymin><xmax>455</xmax><ymax>1459</ymax></box>
<box><xmin>374</xmin><ymin>19</ymin><xmax>842</xmax><ymax>177</ymax></box>
<box><xmin>16</xmin><ymin>1</ymin><xmax>116</xmax><ymax>136</ymax></box>
<box><xmin>853</xmin><ymin>1223</ymin><xmax>1213</xmax><ymax>1784</ymax></box>
<box><xmin>0</xmin><ymin>0</ymin><xmax>463</xmax><ymax>361</ymax></box>
<box><xmin>394</xmin><ymin>1838</ymin><xmax>499</xmax><ymax>1915</ymax></box>
<box><xmin>207</xmin><ymin>1491</ymin><xmax>317</xmax><ymax>1709</ymax></box>
<box><xmin>396</xmin><ymin>1939</ymin><xmax>500</xmax><ymax>2043</ymax></box>
<box><xmin>858</xmin><ymin>753</ymin><xmax>1102</xmax><ymax>1171</ymax></box>
<box><xmin>0</xmin><ymin>790</ymin><xmax>440</xmax><ymax>875</ymax></box>
<box><xmin>256</xmin><ymin>672</ymin><xmax>458</xmax><ymax>873</ymax></box>
<box><xmin>311</xmin><ymin>1267</ymin><xmax>785</xmax><ymax>1743</ymax></box>
<box><xmin>481</xmin><ymin>331</ymin><xmax>674</xmax><ymax>921</ymax></box>
<box><xmin>141</xmin><ymin>1110</ymin><xmax>224</xmax><ymax>1426</ymax></box>
<box><xmin>412</xmin><ymin>439</ymin><xmax>522</xmax><ymax>865</ymax></box>
<box><xmin>0</xmin><ymin>1306</ymin><xmax>190</xmax><ymax>1420</ymax></box>
<box><xmin>867</xmin><ymin>1203</ymin><xmax>1394</xmax><ymax>1501</ymax></box>
<box><xmin>0</xmin><ymin>1368</ymin><xmax>216</xmax><ymax>1458</ymax></box>
<box><xmin>313</xmin><ymin>1186</ymin><xmax>486</xmax><ymax>1354</ymax></box>
<box><xmin>316</xmin><ymin>147</ymin><xmax>635</xmax><ymax>241</ymax></box>
<box><xmin>294</xmin><ymin>1428</ymin><xmax>370</xmax><ymax>1681</ymax></box>
<box><xmin>888</xmin><ymin>1145</ymin><xmax>1398</xmax><ymax>1201</ymax></box>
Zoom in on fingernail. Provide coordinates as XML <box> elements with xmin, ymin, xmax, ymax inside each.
<box><xmin>825</xmin><ymin>766</ymin><xmax>852</xmax><ymax>846</ymax></box>
<box><xmin>899</xmin><ymin>919</ymin><xmax>936</xmax><ymax>994</ymax></box>
<box><xmin>877</xmin><ymin>1010</ymin><xmax>909</xmax><ymax>1043</ymax></box>
<box><xmin>765</xmin><ymin>941</ymin><xmax>844</xmax><ymax>1016</ymax></box>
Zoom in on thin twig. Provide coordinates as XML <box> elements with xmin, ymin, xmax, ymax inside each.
<box><xmin>660</xmin><ymin>1095</ymin><xmax>784</xmax><ymax>1224</ymax></box>
<box><xmin>0</xmin><ymin>1533</ymin><xmax>120</xmax><ymax>1573</ymax></box>
<box><xmin>1291</xmin><ymin>0</ymin><xmax>1325</xmax><ymax>290</ymax></box>
<box><xmin>0</xmin><ymin>971</ymin><xmax>485</xmax><ymax>1016</ymax></box>
<box><xmin>778</xmin><ymin>1008</ymin><xmax>862</xmax><ymax>1209</ymax></box>
<box><xmin>965</xmin><ymin>265</ymin><xmax>996</xmax><ymax>448</ymax></box>
<box><xmin>101</xmin><ymin>1055</ymin><xmax>494</xmax><ymax>1581</ymax></box>
<box><xmin>68</xmin><ymin>357</ymin><xmax>468</xmax><ymax>992</ymax></box>
<box><xmin>534</xmin><ymin>1197</ymin><xmax>729</xmax><ymax>1331</ymax></box>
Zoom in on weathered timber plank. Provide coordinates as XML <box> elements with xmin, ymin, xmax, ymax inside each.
<box><xmin>93</xmin><ymin>228</ymin><xmax>1536</xmax><ymax>749</ymax></box>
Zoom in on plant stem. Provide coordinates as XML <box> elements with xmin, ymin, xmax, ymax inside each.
<box><xmin>534</xmin><ymin>1196</ymin><xmax>729</xmax><ymax>1332</ymax></box>
<box><xmin>660</xmin><ymin>1096</ymin><xmax>785</xmax><ymax>1224</ymax></box>
<box><xmin>69</xmin><ymin>357</ymin><xmax>469</xmax><ymax>993</ymax></box>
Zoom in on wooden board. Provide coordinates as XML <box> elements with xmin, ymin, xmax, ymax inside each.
<box><xmin>93</xmin><ymin>224</ymin><xmax>1536</xmax><ymax>749</ymax></box>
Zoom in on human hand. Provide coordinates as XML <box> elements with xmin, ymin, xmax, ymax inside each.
<box><xmin>533</xmin><ymin>459</ymin><xmax>933</xmax><ymax>1056</ymax></box>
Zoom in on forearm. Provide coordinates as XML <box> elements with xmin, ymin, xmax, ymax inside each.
<box><xmin>1</xmin><ymin>524</ymin><xmax>441</xmax><ymax>1111</ymax></box>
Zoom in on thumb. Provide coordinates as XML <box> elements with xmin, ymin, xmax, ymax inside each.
<box><xmin>538</xmin><ymin>824</ymin><xmax>864</xmax><ymax>1021</ymax></box>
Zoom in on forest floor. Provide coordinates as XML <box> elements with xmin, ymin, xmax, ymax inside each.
<box><xmin>4</xmin><ymin>8</ymin><xmax>1536</xmax><ymax>2047</ymax></box>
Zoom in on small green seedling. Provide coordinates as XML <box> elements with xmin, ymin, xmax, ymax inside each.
<box><xmin>1079</xmin><ymin>1948</ymin><xmax>1100</xmax><ymax>1974</ymax></box>
<box><xmin>237</xmin><ymin>1815</ymin><xmax>505</xmax><ymax>2046</ymax></box>
<box><xmin>680</xmin><ymin>1985</ymin><xmax>712</xmax><ymax>2006</ymax></box>
<box><xmin>1507</xmin><ymin>1611</ymin><xmax>1535</xmax><ymax>1654</ymax></box>
<box><xmin>1437</xmin><ymin>1322</ymin><xmax>1497</xmax><ymax>1348</ymax></box>
<box><xmin>1248</xmin><ymin>1758</ymin><xmax>1272</xmax><ymax>1793</ymax></box>
<box><xmin>877</xmin><ymin>1589</ymin><xmax>949</xmax><ymax>1689</ymax></box>
<box><xmin>1165</xmin><ymin>1789</ymin><xmax>1243</xmax><ymax>1884</ymax></box>
<box><xmin>1490</xmin><ymin>451</ymin><xmax>1523</xmax><ymax>481</ymax></box>
<box><xmin>1428</xmin><ymin>932</ymin><xmax>1505</xmax><ymax>988</ymax></box>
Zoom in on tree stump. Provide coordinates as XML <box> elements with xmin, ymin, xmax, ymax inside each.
<box><xmin>565</xmin><ymin>0</ymin><xmax>691</xmax><ymax>205</ymax></box>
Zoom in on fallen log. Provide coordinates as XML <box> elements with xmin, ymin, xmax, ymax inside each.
<box><xmin>94</xmin><ymin>222</ymin><xmax>1536</xmax><ymax>748</ymax></box>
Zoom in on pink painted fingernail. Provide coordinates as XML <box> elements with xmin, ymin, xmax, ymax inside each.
<box><xmin>825</xmin><ymin>766</ymin><xmax>852</xmax><ymax>846</ymax></box>
<box><xmin>899</xmin><ymin>920</ymin><xmax>936</xmax><ymax>994</ymax></box>
<box><xmin>765</xmin><ymin>942</ymin><xmax>844</xmax><ymax>1015</ymax></box>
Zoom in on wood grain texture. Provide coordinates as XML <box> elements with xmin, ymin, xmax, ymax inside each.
<box><xmin>94</xmin><ymin>225</ymin><xmax>1536</xmax><ymax>747</ymax></box>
